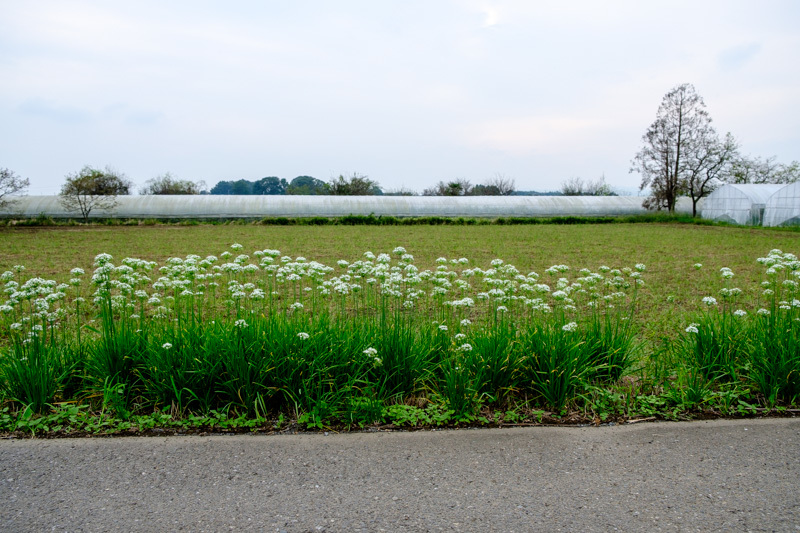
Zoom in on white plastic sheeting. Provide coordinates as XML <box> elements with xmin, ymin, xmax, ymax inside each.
<box><xmin>763</xmin><ymin>182</ymin><xmax>800</xmax><ymax>227</ymax></box>
<box><xmin>1</xmin><ymin>195</ymin><xmax>698</xmax><ymax>219</ymax></box>
<box><xmin>701</xmin><ymin>184</ymin><xmax>783</xmax><ymax>225</ymax></box>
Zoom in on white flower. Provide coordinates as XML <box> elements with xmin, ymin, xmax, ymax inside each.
<box><xmin>392</xmin><ymin>246</ymin><xmax>407</xmax><ymax>255</ymax></box>
<box><xmin>438</xmin><ymin>325</ymin><xmax>448</xmax><ymax>332</ymax></box>
<box><xmin>93</xmin><ymin>253</ymin><xmax>113</xmax><ymax>266</ymax></box>
<box><xmin>757</xmin><ymin>308</ymin><xmax>770</xmax><ymax>316</ymax></box>
<box><xmin>454</xmin><ymin>333</ymin><xmax>467</xmax><ymax>341</ymax></box>
<box><xmin>230</xmin><ymin>243</ymin><xmax>243</xmax><ymax>250</ymax></box>
<box><xmin>701</xmin><ymin>296</ymin><xmax>717</xmax><ymax>306</ymax></box>
<box><xmin>234</xmin><ymin>319</ymin><xmax>248</xmax><ymax>328</ymax></box>
<box><xmin>635</xmin><ymin>264</ymin><xmax>646</xmax><ymax>272</ymax></box>
<box><xmin>460</xmin><ymin>319</ymin><xmax>472</xmax><ymax>327</ymax></box>
<box><xmin>297</xmin><ymin>332</ymin><xmax>310</xmax><ymax>340</ymax></box>
<box><xmin>562</xmin><ymin>322</ymin><xmax>578</xmax><ymax>332</ymax></box>
<box><xmin>496</xmin><ymin>305</ymin><xmax>508</xmax><ymax>313</ymax></box>
<box><xmin>248</xmin><ymin>289</ymin><xmax>265</xmax><ymax>300</ymax></box>
<box><xmin>458</xmin><ymin>343</ymin><xmax>473</xmax><ymax>352</ymax></box>
<box><xmin>162</xmin><ymin>343</ymin><xmax>173</xmax><ymax>350</ymax></box>
<box><xmin>685</xmin><ymin>324</ymin><xmax>699</xmax><ymax>334</ymax></box>
<box><xmin>290</xmin><ymin>302</ymin><xmax>304</xmax><ymax>310</ymax></box>
<box><xmin>733</xmin><ymin>309</ymin><xmax>747</xmax><ymax>317</ymax></box>
<box><xmin>363</xmin><ymin>347</ymin><xmax>378</xmax><ymax>356</ymax></box>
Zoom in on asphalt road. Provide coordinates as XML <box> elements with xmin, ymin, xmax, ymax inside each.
<box><xmin>1</xmin><ymin>418</ymin><xmax>798</xmax><ymax>532</ymax></box>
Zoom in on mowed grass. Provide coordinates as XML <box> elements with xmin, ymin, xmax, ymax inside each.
<box><xmin>1</xmin><ymin>222</ymin><xmax>798</xmax><ymax>339</ymax></box>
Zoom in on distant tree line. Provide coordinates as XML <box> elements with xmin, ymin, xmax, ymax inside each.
<box><xmin>210</xmin><ymin>173</ymin><xmax>520</xmax><ymax>197</ymax></box>
<box><xmin>421</xmin><ymin>174</ymin><xmax>516</xmax><ymax>196</ymax></box>
<box><xmin>209</xmin><ymin>175</ymin><xmax>380</xmax><ymax>196</ymax></box>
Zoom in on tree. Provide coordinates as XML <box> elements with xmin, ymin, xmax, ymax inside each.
<box><xmin>286</xmin><ymin>176</ymin><xmax>329</xmax><ymax>195</ymax></box>
<box><xmin>729</xmin><ymin>155</ymin><xmax>800</xmax><ymax>184</ymax></box>
<box><xmin>139</xmin><ymin>173</ymin><xmax>205</xmax><ymax>195</ymax></box>
<box><xmin>0</xmin><ymin>168</ymin><xmax>30</xmax><ymax>209</ymax></box>
<box><xmin>230</xmin><ymin>179</ymin><xmax>253</xmax><ymax>195</ymax></box>
<box><xmin>631</xmin><ymin>83</ymin><xmax>716</xmax><ymax>213</ymax></box>
<box><xmin>423</xmin><ymin>179</ymin><xmax>473</xmax><ymax>196</ymax></box>
<box><xmin>482</xmin><ymin>173</ymin><xmax>516</xmax><ymax>196</ymax></box>
<box><xmin>683</xmin><ymin>132</ymin><xmax>739</xmax><ymax>216</ymax></box>
<box><xmin>560</xmin><ymin>176</ymin><xmax>615</xmax><ymax>196</ymax></box>
<box><xmin>209</xmin><ymin>181</ymin><xmax>233</xmax><ymax>195</ymax></box>
<box><xmin>59</xmin><ymin>166</ymin><xmax>132</xmax><ymax>222</ymax></box>
<box><xmin>253</xmin><ymin>176</ymin><xmax>288</xmax><ymax>195</ymax></box>
<box><xmin>209</xmin><ymin>179</ymin><xmax>254</xmax><ymax>195</ymax></box>
<box><xmin>328</xmin><ymin>173</ymin><xmax>382</xmax><ymax>195</ymax></box>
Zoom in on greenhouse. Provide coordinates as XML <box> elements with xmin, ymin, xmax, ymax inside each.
<box><xmin>700</xmin><ymin>184</ymin><xmax>783</xmax><ymax>226</ymax></box>
<box><xmin>0</xmin><ymin>195</ymin><xmax>697</xmax><ymax>219</ymax></box>
<box><xmin>763</xmin><ymin>181</ymin><xmax>800</xmax><ymax>227</ymax></box>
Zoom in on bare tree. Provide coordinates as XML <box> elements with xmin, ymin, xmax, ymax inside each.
<box><xmin>560</xmin><ymin>177</ymin><xmax>584</xmax><ymax>196</ymax></box>
<box><xmin>483</xmin><ymin>173</ymin><xmax>516</xmax><ymax>196</ymax></box>
<box><xmin>140</xmin><ymin>173</ymin><xmax>205</xmax><ymax>195</ymax></box>
<box><xmin>328</xmin><ymin>173</ymin><xmax>382</xmax><ymax>195</ymax></box>
<box><xmin>683</xmin><ymin>132</ymin><xmax>739</xmax><ymax>216</ymax></box>
<box><xmin>59</xmin><ymin>166</ymin><xmax>132</xmax><ymax>222</ymax></box>
<box><xmin>631</xmin><ymin>83</ymin><xmax>715</xmax><ymax>212</ymax></box>
<box><xmin>560</xmin><ymin>176</ymin><xmax>614</xmax><ymax>196</ymax></box>
<box><xmin>0</xmin><ymin>168</ymin><xmax>30</xmax><ymax>209</ymax></box>
<box><xmin>729</xmin><ymin>155</ymin><xmax>800</xmax><ymax>185</ymax></box>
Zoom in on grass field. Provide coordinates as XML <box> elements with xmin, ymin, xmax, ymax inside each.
<box><xmin>0</xmin><ymin>222</ymin><xmax>798</xmax><ymax>433</ymax></box>
<box><xmin>2</xmin><ymin>222</ymin><xmax>798</xmax><ymax>337</ymax></box>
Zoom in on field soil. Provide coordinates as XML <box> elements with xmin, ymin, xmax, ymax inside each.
<box><xmin>2</xmin><ymin>418</ymin><xmax>798</xmax><ymax>532</ymax></box>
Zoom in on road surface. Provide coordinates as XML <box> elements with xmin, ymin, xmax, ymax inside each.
<box><xmin>1</xmin><ymin>418</ymin><xmax>798</xmax><ymax>532</ymax></box>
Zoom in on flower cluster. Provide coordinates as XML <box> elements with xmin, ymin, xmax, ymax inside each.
<box><xmin>0</xmin><ymin>245</ymin><xmax>646</xmax><ymax>349</ymax></box>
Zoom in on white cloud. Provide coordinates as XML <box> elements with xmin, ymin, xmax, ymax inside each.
<box><xmin>0</xmin><ymin>0</ymin><xmax>797</xmax><ymax>194</ymax></box>
<box><xmin>481</xmin><ymin>6</ymin><xmax>500</xmax><ymax>27</ymax></box>
<box><xmin>464</xmin><ymin>116</ymin><xmax>603</xmax><ymax>155</ymax></box>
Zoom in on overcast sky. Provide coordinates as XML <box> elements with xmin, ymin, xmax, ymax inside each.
<box><xmin>1</xmin><ymin>1</ymin><xmax>799</xmax><ymax>195</ymax></box>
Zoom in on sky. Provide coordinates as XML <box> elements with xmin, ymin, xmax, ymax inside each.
<box><xmin>1</xmin><ymin>1</ymin><xmax>799</xmax><ymax>195</ymax></box>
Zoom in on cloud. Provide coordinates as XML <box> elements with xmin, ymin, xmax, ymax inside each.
<box><xmin>124</xmin><ymin>111</ymin><xmax>165</xmax><ymax>126</ymax></box>
<box><xmin>17</xmin><ymin>98</ymin><xmax>91</xmax><ymax>124</ymax></box>
<box><xmin>463</xmin><ymin>115</ymin><xmax>602</xmax><ymax>155</ymax></box>
<box><xmin>718</xmin><ymin>42</ymin><xmax>761</xmax><ymax>70</ymax></box>
<box><xmin>482</xmin><ymin>6</ymin><xmax>500</xmax><ymax>27</ymax></box>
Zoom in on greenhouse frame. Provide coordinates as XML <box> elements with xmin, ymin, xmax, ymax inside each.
<box><xmin>763</xmin><ymin>182</ymin><xmax>800</xmax><ymax>227</ymax></box>
<box><xmin>700</xmin><ymin>184</ymin><xmax>783</xmax><ymax>226</ymax></box>
<box><xmin>0</xmin><ymin>195</ymin><xmax>698</xmax><ymax>219</ymax></box>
